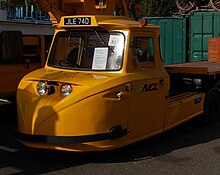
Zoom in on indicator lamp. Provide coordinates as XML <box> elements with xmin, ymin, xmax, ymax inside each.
<box><xmin>140</xmin><ymin>19</ymin><xmax>148</xmax><ymax>27</ymax></box>
<box><xmin>116</xmin><ymin>92</ymin><xmax>123</xmax><ymax>99</ymax></box>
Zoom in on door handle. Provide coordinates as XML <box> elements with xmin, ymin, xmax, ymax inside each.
<box><xmin>160</xmin><ymin>79</ymin><xmax>165</xmax><ymax>86</ymax></box>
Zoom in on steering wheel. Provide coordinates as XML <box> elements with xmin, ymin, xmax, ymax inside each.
<box><xmin>58</xmin><ymin>60</ymin><xmax>81</xmax><ymax>68</ymax></box>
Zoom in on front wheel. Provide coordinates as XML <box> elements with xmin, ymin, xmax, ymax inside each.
<box><xmin>210</xmin><ymin>0</ymin><xmax>220</xmax><ymax>11</ymax></box>
<box><xmin>203</xmin><ymin>88</ymin><xmax>220</xmax><ymax>124</ymax></box>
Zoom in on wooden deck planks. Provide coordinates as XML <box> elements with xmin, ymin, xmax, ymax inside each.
<box><xmin>165</xmin><ymin>61</ymin><xmax>220</xmax><ymax>75</ymax></box>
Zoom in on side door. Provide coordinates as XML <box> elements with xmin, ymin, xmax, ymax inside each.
<box><xmin>128</xmin><ymin>32</ymin><xmax>169</xmax><ymax>138</ymax></box>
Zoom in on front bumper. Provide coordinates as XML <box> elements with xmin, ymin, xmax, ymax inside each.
<box><xmin>17</xmin><ymin>128</ymin><xmax>127</xmax><ymax>145</ymax></box>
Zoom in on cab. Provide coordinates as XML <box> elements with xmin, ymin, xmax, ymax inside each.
<box><xmin>17</xmin><ymin>16</ymin><xmax>169</xmax><ymax>151</ymax></box>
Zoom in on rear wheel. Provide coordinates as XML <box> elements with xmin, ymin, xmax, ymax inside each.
<box><xmin>210</xmin><ymin>0</ymin><xmax>220</xmax><ymax>11</ymax></box>
<box><xmin>176</xmin><ymin>0</ymin><xmax>196</xmax><ymax>12</ymax></box>
<box><xmin>203</xmin><ymin>88</ymin><xmax>220</xmax><ymax>124</ymax></box>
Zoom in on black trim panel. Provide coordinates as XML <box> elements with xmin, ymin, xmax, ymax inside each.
<box><xmin>17</xmin><ymin>129</ymin><xmax>127</xmax><ymax>144</ymax></box>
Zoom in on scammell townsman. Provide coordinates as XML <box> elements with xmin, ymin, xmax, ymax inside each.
<box><xmin>16</xmin><ymin>0</ymin><xmax>220</xmax><ymax>152</ymax></box>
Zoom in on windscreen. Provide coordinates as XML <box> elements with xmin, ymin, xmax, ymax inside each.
<box><xmin>48</xmin><ymin>30</ymin><xmax>125</xmax><ymax>71</ymax></box>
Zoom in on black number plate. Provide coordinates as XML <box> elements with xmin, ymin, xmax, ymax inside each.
<box><xmin>64</xmin><ymin>17</ymin><xmax>91</xmax><ymax>25</ymax></box>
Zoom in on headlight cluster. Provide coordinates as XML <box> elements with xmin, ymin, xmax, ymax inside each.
<box><xmin>37</xmin><ymin>81</ymin><xmax>72</xmax><ymax>97</ymax></box>
<box><xmin>37</xmin><ymin>81</ymin><xmax>47</xmax><ymax>96</ymax></box>
<box><xmin>61</xmin><ymin>84</ymin><xmax>72</xmax><ymax>97</ymax></box>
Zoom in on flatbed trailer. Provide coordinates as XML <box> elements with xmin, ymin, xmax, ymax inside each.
<box><xmin>165</xmin><ymin>61</ymin><xmax>220</xmax><ymax>127</ymax></box>
<box><xmin>165</xmin><ymin>61</ymin><xmax>220</xmax><ymax>95</ymax></box>
<box><xmin>165</xmin><ymin>61</ymin><xmax>220</xmax><ymax>75</ymax></box>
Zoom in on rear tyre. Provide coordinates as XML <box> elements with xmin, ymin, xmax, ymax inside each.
<box><xmin>203</xmin><ymin>88</ymin><xmax>220</xmax><ymax>124</ymax></box>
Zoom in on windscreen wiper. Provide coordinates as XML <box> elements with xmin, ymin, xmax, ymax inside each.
<box><xmin>94</xmin><ymin>30</ymin><xmax>114</xmax><ymax>53</ymax></box>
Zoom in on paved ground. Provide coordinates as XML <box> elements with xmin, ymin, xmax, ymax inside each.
<box><xmin>0</xmin><ymin>102</ymin><xmax>220</xmax><ymax>175</ymax></box>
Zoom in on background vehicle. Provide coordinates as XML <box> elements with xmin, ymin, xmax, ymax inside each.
<box><xmin>16</xmin><ymin>0</ymin><xmax>220</xmax><ymax>152</ymax></box>
<box><xmin>0</xmin><ymin>0</ymin><xmax>53</xmax><ymax>97</ymax></box>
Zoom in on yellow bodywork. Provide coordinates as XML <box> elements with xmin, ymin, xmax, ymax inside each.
<box><xmin>17</xmin><ymin>15</ymin><xmax>205</xmax><ymax>151</ymax></box>
<box><xmin>35</xmin><ymin>0</ymin><xmax>130</xmax><ymax>22</ymax></box>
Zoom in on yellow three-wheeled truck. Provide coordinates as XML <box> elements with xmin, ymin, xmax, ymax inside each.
<box><xmin>16</xmin><ymin>0</ymin><xmax>220</xmax><ymax>152</ymax></box>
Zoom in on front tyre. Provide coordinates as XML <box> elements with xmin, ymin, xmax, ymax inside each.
<box><xmin>203</xmin><ymin>88</ymin><xmax>220</xmax><ymax>124</ymax></box>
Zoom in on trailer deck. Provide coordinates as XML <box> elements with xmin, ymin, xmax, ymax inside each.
<box><xmin>165</xmin><ymin>61</ymin><xmax>220</xmax><ymax>75</ymax></box>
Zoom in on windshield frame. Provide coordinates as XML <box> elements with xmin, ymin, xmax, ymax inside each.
<box><xmin>47</xmin><ymin>29</ymin><xmax>126</xmax><ymax>72</ymax></box>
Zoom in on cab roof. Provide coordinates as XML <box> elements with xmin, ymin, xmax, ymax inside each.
<box><xmin>57</xmin><ymin>15</ymin><xmax>160</xmax><ymax>30</ymax></box>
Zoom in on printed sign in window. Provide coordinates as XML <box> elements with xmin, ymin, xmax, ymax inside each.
<box><xmin>92</xmin><ymin>47</ymin><xmax>108</xmax><ymax>70</ymax></box>
<box><xmin>108</xmin><ymin>35</ymin><xmax>121</xmax><ymax>46</ymax></box>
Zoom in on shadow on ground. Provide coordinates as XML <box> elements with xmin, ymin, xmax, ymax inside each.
<box><xmin>0</xmin><ymin>101</ymin><xmax>220</xmax><ymax>174</ymax></box>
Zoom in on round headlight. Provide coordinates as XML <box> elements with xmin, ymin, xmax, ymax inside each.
<box><xmin>37</xmin><ymin>81</ymin><xmax>47</xmax><ymax>96</ymax></box>
<box><xmin>61</xmin><ymin>84</ymin><xmax>72</xmax><ymax>97</ymax></box>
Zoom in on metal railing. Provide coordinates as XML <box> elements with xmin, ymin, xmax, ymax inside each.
<box><xmin>8</xmin><ymin>5</ymin><xmax>50</xmax><ymax>21</ymax></box>
<box><xmin>176</xmin><ymin>0</ymin><xmax>220</xmax><ymax>13</ymax></box>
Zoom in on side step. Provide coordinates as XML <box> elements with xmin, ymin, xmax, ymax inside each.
<box><xmin>0</xmin><ymin>99</ymin><xmax>12</xmax><ymax>106</ymax></box>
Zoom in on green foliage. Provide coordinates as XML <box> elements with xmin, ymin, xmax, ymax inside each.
<box><xmin>141</xmin><ymin>0</ymin><xmax>178</xmax><ymax>17</ymax></box>
<box><xmin>2</xmin><ymin>0</ymin><xmax>177</xmax><ymax>17</ymax></box>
